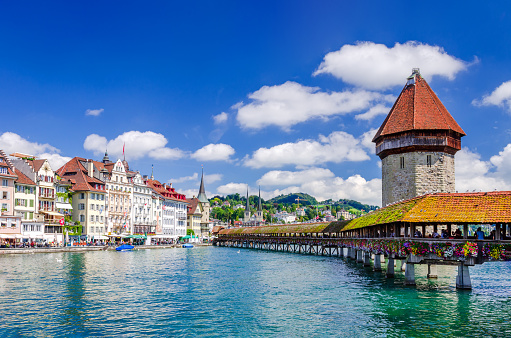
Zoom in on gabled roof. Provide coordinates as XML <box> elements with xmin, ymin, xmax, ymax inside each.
<box><xmin>14</xmin><ymin>168</ymin><xmax>35</xmax><ymax>185</ymax></box>
<box><xmin>146</xmin><ymin>179</ymin><xmax>188</xmax><ymax>202</ymax></box>
<box><xmin>26</xmin><ymin>159</ymin><xmax>47</xmax><ymax>172</ymax></box>
<box><xmin>343</xmin><ymin>191</ymin><xmax>511</xmax><ymax>230</ymax></box>
<box><xmin>373</xmin><ymin>70</ymin><xmax>466</xmax><ymax>142</ymax></box>
<box><xmin>186</xmin><ymin>197</ymin><xmax>201</xmax><ymax>215</ymax></box>
<box><xmin>56</xmin><ymin>157</ymin><xmax>105</xmax><ymax>193</ymax></box>
<box><xmin>0</xmin><ymin>150</ymin><xmax>17</xmax><ymax>178</ymax></box>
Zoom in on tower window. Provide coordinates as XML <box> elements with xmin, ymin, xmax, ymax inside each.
<box><xmin>400</xmin><ymin>157</ymin><xmax>405</xmax><ymax>169</ymax></box>
<box><xmin>427</xmin><ymin>155</ymin><xmax>432</xmax><ymax>167</ymax></box>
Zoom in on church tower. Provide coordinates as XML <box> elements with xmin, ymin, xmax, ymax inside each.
<box><xmin>244</xmin><ymin>187</ymin><xmax>251</xmax><ymax>223</ymax></box>
<box><xmin>197</xmin><ymin>168</ymin><xmax>210</xmax><ymax>228</ymax></box>
<box><xmin>373</xmin><ymin>69</ymin><xmax>466</xmax><ymax>207</ymax></box>
<box><xmin>256</xmin><ymin>187</ymin><xmax>263</xmax><ymax>223</ymax></box>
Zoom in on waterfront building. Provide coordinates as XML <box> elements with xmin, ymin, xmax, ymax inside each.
<box><xmin>373</xmin><ymin>68</ymin><xmax>466</xmax><ymax>207</ymax></box>
<box><xmin>13</xmin><ymin>168</ymin><xmax>43</xmax><ymax>239</ymax></box>
<box><xmin>101</xmin><ymin>158</ymin><xmax>133</xmax><ymax>235</ymax></box>
<box><xmin>132</xmin><ymin>172</ymin><xmax>153</xmax><ymax>235</ymax></box>
<box><xmin>56</xmin><ymin>157</ymin><xmax>107</xmax><ymax>241</ymax></box>
<box><xmin>146</xmin><ymin>178</ymin><xmax>188</xmax><ymax>239</ymax></box>
<box><xmin>186</xmin><ymin>197</ymin><xmax>203</xmax><ymax>236</ymax></box>
<box><xmin>0</xmin><ymin>150</ymin><xmax>21</xmax><ymax>241</ymax></box>
<box><xmin>274</xmin><ymin>211</ymin><xmax>296</xmax><ymax>223</ymax></box>
<box><xmin>0</xmin><ymin>150</ymin><xmax>17</xmax><ymax>217</ymax></box>
<box><xmin>296</xmin><ymin>207</ymin><xmax>306</xmax><ymax>217</ymax></box>
<box><xmin>196</xmin><ymin>169</ymin><xmax>211</xmax><ymax>236</ymax></box>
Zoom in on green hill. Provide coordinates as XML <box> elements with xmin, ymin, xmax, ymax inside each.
<box><xmin>267</xmin><ymin>193</ymin><xmax>317</xmax><ymax>206</ymax></box>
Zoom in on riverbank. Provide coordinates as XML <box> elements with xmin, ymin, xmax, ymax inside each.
<box><xmin>0</xmin><ymin>243</ymin><xmax>212</xmax><ymax>255</ymax></box>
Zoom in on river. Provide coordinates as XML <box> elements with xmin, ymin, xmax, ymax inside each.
<box><xmin>0</xmin><ymin>246</ymin><xmax>510</xmax><ymax>337</ymax></box>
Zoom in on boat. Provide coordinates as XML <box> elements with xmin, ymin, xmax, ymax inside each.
<box><xmin>116</xmin><ymin>244</ymin><xmax>135</xmax><ymax>251</ymax></box>
<box><xmin>182</xmin><ymin>243</ymin><xmax>194</xmax><ymax>248</ymax></box>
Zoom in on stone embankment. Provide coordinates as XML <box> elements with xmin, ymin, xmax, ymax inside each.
<box><xmin>0</xmin><ymin>243</ymin><xmax>212</xmax><ymax>255</ymax></box>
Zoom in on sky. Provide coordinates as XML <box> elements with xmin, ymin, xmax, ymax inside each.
<box><xmin>1</xmin><ymin>1</ymin><xmax>511</xmax><ymax>206</ymax></box>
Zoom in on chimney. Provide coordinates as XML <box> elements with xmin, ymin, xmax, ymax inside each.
<box><xmin>87</xmin><ymin>160</ymin><xmax>94</xmax><ymax>178</ymax></box>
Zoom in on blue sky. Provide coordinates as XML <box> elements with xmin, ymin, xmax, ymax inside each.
<box><xmin>1</xmin><ymin>1</ymin><xmax>511</xmax><ymax>206</ymax></box>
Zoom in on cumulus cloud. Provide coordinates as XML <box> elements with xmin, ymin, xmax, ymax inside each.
<box><xmin>472</xmin><ymin>80</ymin><xmax>511</xmax><ymax>112</ymax></box>
<box><xmin>244</xmin><ymin>131</ymin><xmax>370</xmax><ymax>169</ymax></box>
<box><xmin>0</xmin><ymin>132</ymin><xmax>71</xmax><ymax>169</ymax></box>
<box><xmin>257</xmin><ymin>168</ymin><xmax>335</xmax><ymax>186</ymax></box>
<box><xmin>85</xmin><ymin>108</ymin><xmax>104</xmax><ymax>116</ymax></box>
<box><xmin>171</xmin><ymin>172</ymin><xmax>223</xmax><ymax>185</ymax></box>
<box><xmin>213</xmin><ymin>112</ymin><xmax>228</xmax><ymax>124</ymax></box>
<box><xmin>314</xmin><ymin>41</ymin><xmax>472</xmax><ymax>90</ymax></box>
<box><xmin>359</xmin><ymin>128</ymin><xmax>378</xmax><ymax>154</ymax></box>
<box><xmin>191</xmin><ymin>143</ymin><xmax>235</xmax><ymax>162</ymax></box>
<box><xmin>218</xmin><ymin>171</ymin><xmax>382</xmax><ymax>206</ymax></box>
<box><xmin>455</xmin><ymin>147</ymin><xmax>511</xmax><ymax>192</ymax></box>
<box><xmin>235</xmin><ymin>81</ymin><xmax>392</xmax><ymax>131</ymax></box>
<box><xmin>83</xmin><ymin>131</ymin><xmax>185</xmax><ymax>160</ymax></box>
<box><xmin>216</xmin><ymin>183</ymin><xmax>249</xmax><ymax>196</ymax></box>
<box><xmin>355</xmin><ymin>104</ymin><xmax>391</xmax><ymax>121</ymax></box>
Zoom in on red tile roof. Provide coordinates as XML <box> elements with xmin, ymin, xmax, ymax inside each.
<box><xmin>343</xmin><ymin>191</ymin><xmax>511</xmax><ymax>230</ymax></box>
<box><xmin>186</xmin><ymin>198</ymin><xmax>200</xmax><ymax>215</ymax></box>
<box><xmin>14</xmin><ymin>168</ymin><xmax>35</xmax><ymax>185</ymax></box>
<box><xmin>373</xmin><ymin>72</ymin><xmax>466</xmax><ymax>142</ymax></box>
<box><xmin>146</xmin><ymin>179</ymin><xmax>187</xmax><ymax>202</ymax></box>
<box><xmin>56</xmin><ymin>157</ymin><xmax>106</xmax><ymax>193</ymax></box>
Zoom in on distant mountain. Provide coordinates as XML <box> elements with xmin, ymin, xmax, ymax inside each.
<box><xmin>267</xmin><ymin>193</ymin><xmax>317</xmax><ymax>206</ymax></box>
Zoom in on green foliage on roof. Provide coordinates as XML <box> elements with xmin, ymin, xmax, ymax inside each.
<box><xmin>343</xmin><ymin>199</ymin><xmax>420</xmax><ymax>230</ymax></box>
<box><xmin>223</xmin><ymin>222</ymin><xmax>329</xmax><ymax>235</ymax></box>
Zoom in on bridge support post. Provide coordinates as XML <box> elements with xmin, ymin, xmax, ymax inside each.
<box><xmin>427</xmin><ymin>264</ymin><xmax>438</xmax><ymax>279</ymax></box>
<box><xmin>400</xmin><ymin>259</ymin><xmax>406</xmax><ymax>271</ymax></box>
<box><xmin>339</xmin><ymin>247</ymin><xmax>344</xmax><ymax>257</ymax></box>
<box><xmin>380</xmin><ymin>255</ymin><xmax>385</xmax><ymax>263</ymax></box>
<box><xmin>456</xmin><ymin>264</ymin><xmax>472</xmax><ymax>290</ymax></box>
<box><xmin>404</xmin><ymin>263</ymin><xmax>416</xmax><ymax>285</ymax></box>
<box><xmin>363</xmin><ymin>251</ymin><xmax>371</xmax><ymax>266</ymax></box>
<box><xmin>386</xmin><ymin>255</ymin><xmax>395</xmax><ymax>278</ymax></box>
<box><xmin>356</xmin><ymin>250</ymin><xmax>363</xmax><ymax>263</ymax></box>
<box><xmin>373</xmin><ymin>254</ymin><xmax>382</xmax><ymax>271</ymax></box>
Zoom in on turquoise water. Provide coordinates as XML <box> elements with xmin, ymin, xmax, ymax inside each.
<box><xmin>1</xmin><ymin>247</ymin><xmax>511</xmax><ymax>337</ymax></box>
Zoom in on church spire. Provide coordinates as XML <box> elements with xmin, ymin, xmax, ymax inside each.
<box><xmin>197</xmin><ymin>166</ymin><xmax>208</xmax><ymax>203</ymax></box>
<box><xmin>246</xmin><ymin>186</ymin><xmax>250</xmax><ymax>210</ymax></box>
<box><xmin>258</xmin><ymin>186</ymin><xmax>262</xmax><ymax>211</ymax></box>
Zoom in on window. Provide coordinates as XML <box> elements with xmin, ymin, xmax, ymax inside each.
<box><xmin>80</xmin><ymin>193</ymin><xmax>85</xmax><ymax>199</ymax></box>
<box><xmin>91</xmin><ymin>193</ymin><xmax>95</xmax><ymax>200</ymax></box>
<box><xmin>400</xmin><ymin>157</ymin><xmax>405</xmax><ymax>169</ymax></box>
<box><xmin>0</xmin><ymin>167</ymin><xmax>7</xmax><ymax>174</ymax></box>
<box><xmin>2</xmin><ymin>191</ymin><xmax>7</xmax><ymax>199</ymax></box>
<box><xmin>90</xmin><ymin>215</ymin><xmax>94</xmax><ymax>222</ymax></box>
<box><xmin>426</xmin><ymin>155</ymin><xmax>432</xmax><ymax>168</ymax></box>
<box><xmin>96</xmin><ymin>215</ymin><xmax>99</xmax><ymax>222</ymax></box>
<box><xmin>79</xmin><ymin>203</ymin><xmax>85</xmax><ymax>210</ymax></box>
<box><xmin>80</xmin><ymin>215</ymin><xmax>85</xmax><ymax>222</ymax></box>
<box><xmin>2</xmin><ymin>179</ymin><xmax>8</xmax><ymax>187</ymax></box>
<box><xmin>90</xmin><ymin>204</ymin><xmax>94</xmax><ymax>210</ymax></box>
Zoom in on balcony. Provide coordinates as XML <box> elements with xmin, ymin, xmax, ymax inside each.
<box><xmin>39</xmin><ymin>192</ymin><xmax>55</xmax><ymax>199</ymax></box>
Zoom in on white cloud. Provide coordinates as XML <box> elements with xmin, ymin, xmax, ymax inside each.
<box><xmin>314</xmin><ymin>41</ymin><xmax>471</xmax><ymax>90</ymax></box>
<box><xmin>0</xmin><ymin>132</ymin><xmax>70</xmax><ymax>170</ymax></box>
<box><xmin>359</xmin><ymin>128</ymin><xmax>378</xmax><ymax>154</ymax></box>
<box><xmin>83</xmin><ymin>131</ymin><xmax>185</xmax><ymax>160</ymax></box>
<box><xmin>171</xmin><ymin>172</ymin><xmax>223</xmax><ymax>185</ymax></box>
<box><xmin>85</xmin><ymin>108</ymin><xmax>104</xmax><ymax>116</ymax></box>
<box><xmin>216</xmin><ymin>183</ymin><xmax>249</xmax><ymax>196</ymax></box>
<box><xmin>191</xmin><ymin>143</ymin><xmax>235</xmax><ymax>162</ymax></box>
<box><xmin>213</xmin><ymin>112</ymin><xmax>228</xmax><ymax>124</ymax></box>
<box><xmin>472</xmin><ymin>80</ymin><xmax>511</xmax><ymax>112</ymax></box>
<box><xmin>257</xmin><ymin>168</ymin><xmax>335</xmax><ymax>186</ymax></box>
<box><xmin>235</xmin><ymin>81</ymin><xmax>391</xmax><ymax>131</ymax></box>
<box><xmin>219</xmin><ymin>172</ymin><xmax>382</xmax><ymax>206</ymax></box>
<box><xmin>244</xmin><ymin>131</ymin><xmax>370</xmax><ymax>169</ymax></box>
<box><xmin>355</xmin><ymin>104</ymin><xmax>391</xmax><ymax>121</ymax></box>
<box><xmin>455</xmin><ymin>147</ymin><xmax>511</xmax><ymax>192</ymax></box>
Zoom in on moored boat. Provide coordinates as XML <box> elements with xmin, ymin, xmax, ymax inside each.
<box><xmin>116</xmin><ymin>244</ymin><xmax>135</xmax><ymax>251</ymax></box>
<box><xmin>182</xmin><ymin>243</ymin><xmax>193</xmax><ymax>248</ymax></box>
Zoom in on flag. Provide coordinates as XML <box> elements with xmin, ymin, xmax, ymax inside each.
<box><xmin>123</xmin><ymin>142</ymin><xmax>125</xmax><ymax>158</ymax></box>
<box><xmin>99</xmin><ymin>206</ymin><xmax>103</xmax><ymax>214</ymax></box>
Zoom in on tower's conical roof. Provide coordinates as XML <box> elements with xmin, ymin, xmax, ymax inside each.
<box><xmin>197</xmin><ymin>168</ymin><xmax>208</xmax><ymax>203</ymax></box>
<box><xmin>258</xmin><ymin>187</ymin><xmax>262</xmax><ymax>211</ymax></box>
<box><xmin>373</xmin><ymin>69</ymin><xmax>466</xmax><ymax>143</ymax></box>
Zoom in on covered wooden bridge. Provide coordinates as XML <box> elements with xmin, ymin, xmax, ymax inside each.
<box><xmin>214</xmin><ymin>191</ymin><xmax>511</xmax><ymax>289</ymax></box>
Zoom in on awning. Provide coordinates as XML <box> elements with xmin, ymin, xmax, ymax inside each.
<box><xmin>0</xmin><ymin>234</ymin><xmax>14</xmax><ymax>239</ymax></box>
<box><xmin>40</xmin><ymin>211</ymin><xmax>65</xmax><ymax>218</ymax></box>
<box><xmin>55</xmin><ymin>202</ymin><xmax>73</xmax><ymax>210</ymax></box>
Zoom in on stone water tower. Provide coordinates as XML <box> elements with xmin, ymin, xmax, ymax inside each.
<box><xmin>373</xmin><ymin>69</ymin><xmax>466</xmax><ymax>207</ymax></box>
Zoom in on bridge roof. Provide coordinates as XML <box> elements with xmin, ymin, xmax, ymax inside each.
<box><xmin>218</xmin><ymin>222</ymin><xmax>330</xmax><ymax>235</ymax></box>
<box><xmin>343</xmin><ymin>191</ymin><xmax>511</xmax><ymax>231</ymax></box>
